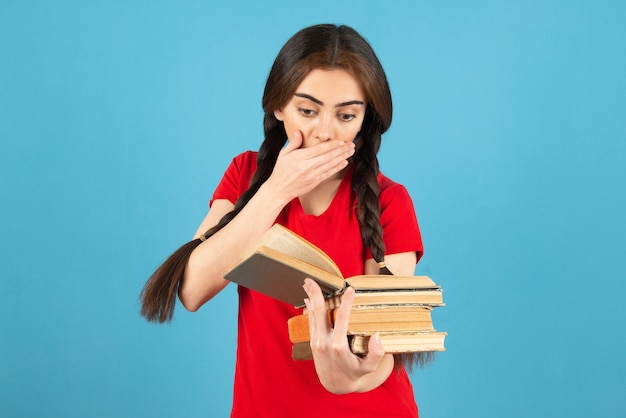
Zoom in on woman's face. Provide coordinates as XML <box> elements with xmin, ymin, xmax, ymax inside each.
<box><xmin>274</xmin><ymin>68</ymin><xmax>366</xmax><ymax>147</ymax></box>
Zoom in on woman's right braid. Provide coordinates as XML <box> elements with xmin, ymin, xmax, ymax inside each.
<box><xmin>352</xmin><ymin>132</ymin><xmax>392</xmax><ymax>275</ymax></box>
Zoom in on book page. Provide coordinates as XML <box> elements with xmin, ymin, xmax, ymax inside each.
<box><xmin>255</xmin><ymin>225</ymin><xmax>343</xmax><ymax>277</ymax></box>
<box><xmin>346</xmin><ymin>275</ymin><xmax>438</xmax><ymax>290</ymax></box>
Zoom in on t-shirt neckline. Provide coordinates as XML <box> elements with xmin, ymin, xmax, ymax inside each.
<box><xmin>292</xmin><ymin>166</ymin><xmax>353</xmax><ymax>220</ymax></box>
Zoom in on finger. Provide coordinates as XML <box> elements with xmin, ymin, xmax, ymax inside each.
<box><xmin>331</xmin><ymin>286</ymin><xmax>355</xmax><ymax>338</ymax></box>
<box><xmin>313</xmin><ymin>155</ymin><xmax>352</xmax><ymax>180</ymax></box>
<box><xmin>281</xmin><ymin>130</ymin><xmax>303</xmax><ymax>154</ymax></box>
<box><xmin>359</xmin><ymin>333</ymin><xmax>387</xmax><ymax>371</ymax></box>
<box><xmin>366</xmin><ymin>332</ymin><xmax>386</xmax><ymax>359</ymax></box>
<box><xmin>302</xmin><ymin>139</ymin><xmax>354</xmax><ymax>161</ymax></box>
<box><xmin>296</xmin><ymin>143</ymin><xmax>354</xmax><ymax>184</ymax></box>
<box><xmin>303</xmin><ymin>279</ymin><xmax>331</xmax><ymax>336</ymax></box>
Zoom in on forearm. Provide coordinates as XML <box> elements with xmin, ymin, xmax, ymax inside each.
<box><xmin>179</xmin><ymin>183</ymin><xmax>289</xmax><ymax>311</ymax></box>
<box><xmin>180</xmin><ymin>138</ymin><xmax>355</xmax><ymax>311</ymax></box>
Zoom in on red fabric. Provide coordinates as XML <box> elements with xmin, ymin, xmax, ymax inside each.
<box><xmin>212</xmin><ymin>151</ymin><xmax>424</xmax><ymax>418</ymax></box>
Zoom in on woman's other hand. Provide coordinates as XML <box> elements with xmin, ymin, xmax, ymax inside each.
<box><xmin>266</xmin><ymin>130</ymin><xmax>355</xmax><ymax>202</ymax></box>
<box><xmin>302</xmin><ymin>278</ymin><xmax>394</xmax><ymax>394</ymax></box>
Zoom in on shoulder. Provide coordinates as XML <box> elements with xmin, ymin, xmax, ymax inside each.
<box><xmin>375</xmin><ymin>171</ymin><xmax>417</xmax><ymax>228</ymax></box>
<box><xmin>230</xmin><ymin>150</ymin><xmax>258</xmax><ymax>171</ymax></box>
<box><xmin>377</xmin><ymin>171</ymin><xmax>401</xmax><ymax>190</ymax></box>
<box><xmin>211</xmin><ymin>151</ymin><xmax>258</xmax><ymax>205</ymax></box>
<box><xmin>375</xmin><ymin>171</ymin><xmax>423</xmax><ymax>260</ymax></box>
<box><xmin>377</xmin><ymin>171</ymin><xmax>413</xmax><ymax>205</ymax></box>
<box><xmin>222</xmin><ymin>150</ymin><xmax>258</xmax><ymax>181</ymax></box>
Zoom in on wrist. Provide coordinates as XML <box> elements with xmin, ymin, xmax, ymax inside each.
<box><xmin>257</xmin><ymin>179</ymin><xmax>293</xmax><ymax>207</ymax></box>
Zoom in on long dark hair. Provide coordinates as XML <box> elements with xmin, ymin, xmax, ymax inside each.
<box><xmin>140</xmin><ymin>24</ymin><xmax>433</xmax><ymax>369</ymax></box>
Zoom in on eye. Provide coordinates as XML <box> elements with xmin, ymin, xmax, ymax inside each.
<box><xmin>298</xmin><ymin>108</ymin><xmax>316</xmax><ymax>117</ymax></box>
<box><xmin>338</xmin><ymin>113</ymin><xmax>357</xmax><ymax>122</ymax></box>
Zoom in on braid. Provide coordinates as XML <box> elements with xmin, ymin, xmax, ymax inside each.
<box><xmin>352</xmin><ymin>146</ymin><xmax>391</xmax><ymax>275</ymax></box>
<box><xmin>200</xmin><ymin>116</ymin><xmax>286</xmax><ymax>241</ymax></box>
<box><xmin>139</xmin><ymin>116</ymin><xmax>286</xmax><ymax>323</ymax></box>
<box><xmin>352</xmin><ymin>112</ymin><xmax>392</xmax><ymax>276</ymax></box>
<box><xmin>352</xmin><ymin>140</ymin><xmax>435</xmax><ymax>369</ymax></box>
<box><xmin>353</xmin><ymin>111</ymin><xmax>435</xmax><ymax>370</ymax></box>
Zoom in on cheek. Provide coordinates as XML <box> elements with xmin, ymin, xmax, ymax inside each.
<box><xmin>282</xmin><ymin>121</ymin><xmax>300</xmax><ymax>138</ymax></box>
<box><xmin>280</xmin><ymin>115</ymin><xmax>307</xmax><ymax>141</ymax></box>
<box><xmin>344</xmin><ymin>122</ymin><xmax>364</xmax><ymax>140</ymax></box>
<box><xmin>282</xmin><ymin>112</ymin><xmax>301</xmax><ymax>129</ymax></box>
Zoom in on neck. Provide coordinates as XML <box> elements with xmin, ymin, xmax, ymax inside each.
<box><xmin>299</xmin><ymin>165</ymin><xmax>350</xmax><ymax>216</ymax></box>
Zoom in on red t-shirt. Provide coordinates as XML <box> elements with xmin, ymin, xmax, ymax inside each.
<box><xmin>212</xmin><ymin>151</ymin><xmax>424</xmax><ymax>418</ymax></box>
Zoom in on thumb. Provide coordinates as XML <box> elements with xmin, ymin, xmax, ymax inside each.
<box><xmin>282</xmin><ymin>130</ymin><xmax>303</xmax><ymax>154</ymax></box>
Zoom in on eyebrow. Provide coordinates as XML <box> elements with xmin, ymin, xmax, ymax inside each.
<box><xmin>294</xmin><ymin>93</ymin><xmax>365</xmax><ymax>108</ymax></box>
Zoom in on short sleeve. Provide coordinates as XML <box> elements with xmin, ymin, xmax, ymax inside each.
<box><xmin>210</xmin><ymin>151</ymin><xmax>258</xmax><ymax>206</ymax></box>
<box><xmin>365</xmin><ymin>176</ymin><xmax>424</xmax><ymax>263</ymax></box>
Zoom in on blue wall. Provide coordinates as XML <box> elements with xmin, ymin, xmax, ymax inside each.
<box><xmin>1</xmin><ymin>1</ymin><xmax>624</xmax><ymax>417</ymax></box>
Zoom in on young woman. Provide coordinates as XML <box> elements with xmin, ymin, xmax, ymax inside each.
<box><xmin>141</xmin><ymin>24</ymin><xmax>425</xmax><ymax>417</ymax></box>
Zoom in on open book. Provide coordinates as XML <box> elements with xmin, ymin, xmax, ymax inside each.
<box><xmin>224</xmin><ymin>224</ymin><xmax>439</xmax><ymax>307</ymax></box>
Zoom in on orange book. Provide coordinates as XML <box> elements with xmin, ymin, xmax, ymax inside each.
<box><xmin>288</xmin><ymin>306</ymin><xmax>435</xmax><ymax>344</ymax></box>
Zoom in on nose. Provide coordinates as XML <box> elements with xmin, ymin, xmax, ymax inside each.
<box><xmin>315</xmin><ymin>114</ymin><xmax>332</xmax><ymax>142</ymax></box>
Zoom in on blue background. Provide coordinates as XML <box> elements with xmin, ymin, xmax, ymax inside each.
<box><xmin>1</xmin><ymin>1</ymin><xmax>625</xmax><ymax>417</ymax></box>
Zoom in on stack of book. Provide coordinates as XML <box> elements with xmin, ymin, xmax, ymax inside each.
<box><xmin>287</xmin><ymin>275</ymin><xmax>446</xmax><ymax>360</ymax></box>
<box><xmin>225</xmin><ymin>224</ymin><xmax>446</xmax><ymax>360</ymax></box>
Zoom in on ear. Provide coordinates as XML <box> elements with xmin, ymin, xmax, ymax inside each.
<box><xmin>274</xmin><ymin>109</ymin><xmax>284</xmax><ymax>121</ymax></box>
